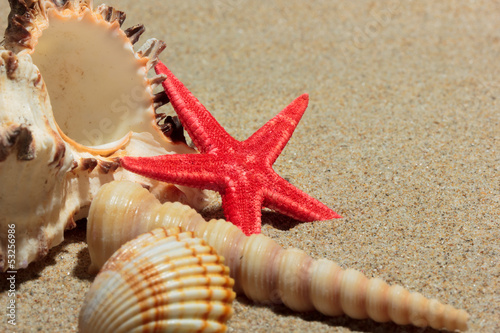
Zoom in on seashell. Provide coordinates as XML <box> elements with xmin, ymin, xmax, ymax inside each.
<box><xmin>87</xmin><ymin>180</ymin><xmax>470</xmax><ymax>331</ymax></box>
<box><xmin>0</xmin><ymin>0</ymin><xmax>209</xmax><ymax>271</ymax></box>
<box><xmin>79</xmin><ymin>226</ymin><xmax>235</xmax><ymax>333</ymax></box>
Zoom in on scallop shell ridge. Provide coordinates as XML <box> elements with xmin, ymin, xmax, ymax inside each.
<box><xmin>79</xmin><ymin>227</ymin><xmax>235</xmax><ymax>333</ymax></box>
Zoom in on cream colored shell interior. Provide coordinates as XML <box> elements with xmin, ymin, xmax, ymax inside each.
<box><xmin>32</xmin><ymin>9</ymin><xmax>159</xmax><ymax>152</ymax></box>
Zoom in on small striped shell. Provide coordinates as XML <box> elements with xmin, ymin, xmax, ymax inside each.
<box><xmin>79</xmin><ymin>227</ymin><xmax>235</xmax><ymax>333</ymax></box>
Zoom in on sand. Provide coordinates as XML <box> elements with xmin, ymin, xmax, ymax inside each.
<box><xmin>0</xmin><ymin>1</ymin><xmax>498</xmax><ymax>332</ymax></box>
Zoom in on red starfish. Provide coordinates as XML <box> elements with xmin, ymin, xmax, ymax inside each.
<box><xmin>120</xmin><ymin>61</ymin><xmax>341</xmax><ymax>235</ymax></box>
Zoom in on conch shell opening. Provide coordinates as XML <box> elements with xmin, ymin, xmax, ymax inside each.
<box><xmin>8</xmin><ymin>0</ymin><xmax>172</xmax><ymax>155</ymax></box>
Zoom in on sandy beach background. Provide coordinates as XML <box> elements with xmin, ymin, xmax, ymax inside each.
<box><xmin>0</xmin><ymin>0</ymin><xmax>498</xmax><ymax>332</ymax></box>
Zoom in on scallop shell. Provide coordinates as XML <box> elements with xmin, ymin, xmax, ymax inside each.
<box><xmin>0</xmin><ymin>0</ymin><xmax>209</xmax><ymax>271</ymax></box>
<box><xmin>79</xmin><ymin>226</ymin><xmax>235</xmax><ymax>333</ymax></box>
<box><xmin>87</xmin><ymin>180</ymin><xmax>470</xmax><ymax>331</ymax></box>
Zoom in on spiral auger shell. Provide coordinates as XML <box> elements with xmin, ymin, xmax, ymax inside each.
<box><xmin>79</xmin><ymin>227</ymin><xmax>235</xmax><ymax>333</ymax></box>
<box><xmin>87</xmin><ymin>180</ymin><xmax>470</xmax><ymax>331</ymax></box>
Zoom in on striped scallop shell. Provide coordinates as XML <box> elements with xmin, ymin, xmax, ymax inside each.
<box><xmin>79</xmin><ymin>227</ymin><xmax>235</xmax><ymax>333</ymax></box>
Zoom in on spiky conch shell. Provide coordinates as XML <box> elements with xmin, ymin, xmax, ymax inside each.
<box><xmin>79</xmin><ymin>227</ymin><xmax>235</xmax><ymax>333</ymax></box>
<box><xmin>0</xmin><ymin>0</ymin><xmax>210</xmax><ymax>271</ymax></box>
<box><xmin>87</xmin><ymin>180</ymin><xmax>470</xmax><ymax>332</ymax></box>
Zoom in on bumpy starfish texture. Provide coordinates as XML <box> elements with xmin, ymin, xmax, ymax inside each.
<box><xmin>120</xmin><ymin>61</ymin><xmax>341</xmax><ymax>235</ymax></box>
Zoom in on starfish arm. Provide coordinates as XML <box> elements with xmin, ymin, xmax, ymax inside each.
<box><xmin>155</xmin><ymin>61</ymin><xmax>239</xmax><ymax>153</ymax></box>
<box><xmin>263</xmin><ymin>173</ymin><xmax>341</xmax><ymax>222</ymax></box>
<box><xmin>221</xmin><ymin>184</ymin><xmax>265</xmax><ymax>235</ymax></box>
<box><xmin>244</xmin><ymin>94</ymin><xmax>309</xmax><ymax>165</ymax></box>
<box><xmin>120</xmin><ymin>154</ymin><xmax>222</xmax><ymax>190</ymax></box>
